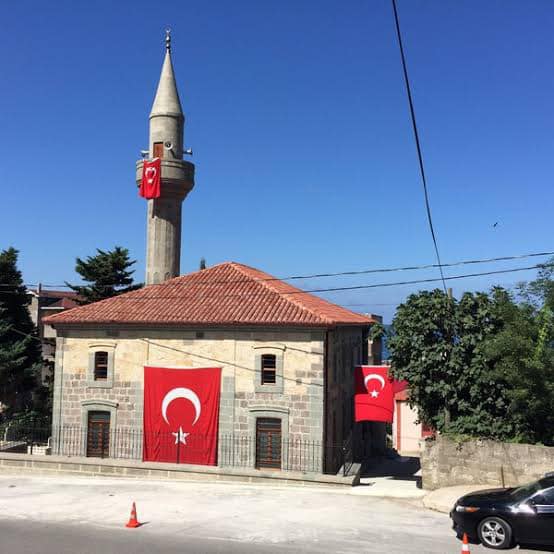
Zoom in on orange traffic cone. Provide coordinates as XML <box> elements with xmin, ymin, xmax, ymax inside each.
<box><xmin>461</xmin><ymin>533</ymin><xmax>470</xmax><ymax>553</ymax></box>
<box><xmin>125</xmin><ymin>502</ymin><xmax>141</xmax><ymax>528</ymax></box>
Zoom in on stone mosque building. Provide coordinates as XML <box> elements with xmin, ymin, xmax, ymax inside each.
<box><xmin>45</xmin><ymin>33</ymin><xmax>376</xmax><ymax>475</ymax></box>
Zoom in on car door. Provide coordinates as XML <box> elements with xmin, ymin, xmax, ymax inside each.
<box><xmin>519</xmin><ymin>487</ymin><xmax>554</xmax><ymax>546</ymax></box>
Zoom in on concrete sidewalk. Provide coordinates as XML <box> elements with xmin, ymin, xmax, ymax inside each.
<box><xmin>354</xmin><ymin>476</ymin><xmax>426</xmax><ymax>498</ymax></box>
<box><xmin>352</xmin><ymin>454</ymin><xmax>425</xmax><ymax>499</ymax></box>
<box><xmin>423</xmin><ymin>485</ymin><xmax>495</xmax><ymax>513</ymax></box>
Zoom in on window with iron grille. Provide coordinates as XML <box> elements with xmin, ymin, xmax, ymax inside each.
<box><xmin>261</xmin><ymin>354</ymin><xmax>277</xmax><ymax>385</ymax></box>
<box><xmin>94</xmin><ymin>351</ymin><xmax>109</xmax><ymax>380</ymax></box>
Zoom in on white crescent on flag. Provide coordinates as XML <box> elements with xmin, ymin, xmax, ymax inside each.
<box><xmin>161</xmin><ymin>387</ymin><xmax>201</xmax><ymax>426</ymax></box>
<box><xmin>364</xmin><ymin>373</ymin><xmax>386</xmax><ymax>392</ymax></box>
<box><xmin>145</xmin><ymin>166</ymin><xmax>157</xmax><ymax>184</ymax></box>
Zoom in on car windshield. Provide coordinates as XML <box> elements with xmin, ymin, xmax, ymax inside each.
<box><xmin>510</xmin><ymin>480</ymin><xmax>542</xmax><ymax>500</ymax></box>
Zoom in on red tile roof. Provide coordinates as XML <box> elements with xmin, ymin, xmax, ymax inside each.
<box><xmin>44</xmin><ymin>262</ymin><xmax>374</xmax><ymax>328</ymax></box>
<box><xmin>46</xmin><ymin>297</ymin><xmax>79</xmax><ymax>310</ymax></box>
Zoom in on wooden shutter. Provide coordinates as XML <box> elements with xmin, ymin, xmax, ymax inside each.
<box><xmin>261</xmin><ymin>354</ymin><xmax>277</xmax><ymax>385</ymax></box>
<box><xmin>153</xmin><ymin>142</ymin><xmax>164</xmax><ymax>158</ymax></box>
<box><xmin>94</xmin><ymin>352</ymin><xmax>108</xmax><ymax>380</ymax></box>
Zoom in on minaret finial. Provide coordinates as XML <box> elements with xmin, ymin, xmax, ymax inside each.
<box><xmin>165</xmin><ymin>28</ymin><xmax>171</xmax><ymax>51</ymax></box>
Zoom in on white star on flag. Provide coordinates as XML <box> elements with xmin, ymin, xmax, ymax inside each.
<box><xmin>172</xmin><ymin>427</ymin><xmax>190</xmax><ymax>445</ymax></box>
<box><xmin>370</xmin><ymin>389</ymin><xmax>380</xmax><ymax>398</ymax></box>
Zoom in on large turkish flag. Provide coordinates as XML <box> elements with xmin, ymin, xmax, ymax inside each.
<box><xmin>354</xmin><ymin>365</ymin><xmax>395</xmax><ymax>423</ymax></box>
<box><xmin>143</xmin><ymin>366</ymin><xmax>221</xmax><ymax>465</ymax></box>
<box><xmin>139</xmin><ymin>158</ymin><xmax>161</xmax><ymax>199</ymax></box>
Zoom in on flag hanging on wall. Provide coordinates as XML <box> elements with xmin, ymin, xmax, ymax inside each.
<box><xmin>143</xmin><ymin>366</ymin><xmax>221</xmax><ymax>465</ymax></box>
<box><xmin>139</xmin><ymin>158</ymin><xmax>161</xmax><ymax>199</ymax></box>
<box><xmin>354</xmin><ymin>365</ymin><xmax>399</xmax><ymax>423</ymax></box>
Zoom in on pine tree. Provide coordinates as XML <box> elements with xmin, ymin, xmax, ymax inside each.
<box><xmin>0</xmin><ymin>248</ymin><xmax>42</xmax><ymax>419</ymax></box>
<box><xmin>66</xmin><ymin>246</ymin><xmax>142</xmax><ymax>305</ymax></box>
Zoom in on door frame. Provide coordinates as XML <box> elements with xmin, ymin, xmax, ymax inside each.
<box><xmin>80</xmin><ymin>400</ymin><xmax>118</xmax><ymax>458</ymax></box>
<box><xmin>248</xmin><ymin>406</ymin><xmax>290</xmax><ymax>470</ymax></box>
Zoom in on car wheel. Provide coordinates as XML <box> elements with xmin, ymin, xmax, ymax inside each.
<box><xmin>477</xmin><ymin>517</ymin><xmax>513</xmax><ymax>550</ymax></box>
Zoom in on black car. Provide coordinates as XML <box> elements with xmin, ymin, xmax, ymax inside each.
<box><xmin>450</xmin><ymin>474</ymin><xmax>554</xmax><ymax>550</ymax></box>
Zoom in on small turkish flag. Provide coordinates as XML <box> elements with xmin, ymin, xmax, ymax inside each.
<box><xmin>139</xmin><ymin>158</ymin><xmax>161</xmax><ymax>199</ymax></box>
<box><xmin>354</xmin><ymin>365</ymin><xmax>395</xmax><ymax>423</ymax></box>
<box><xmin>143</xmin><ymin>366</ymin><xmax>221</xmax><ymax>465</ymax></box>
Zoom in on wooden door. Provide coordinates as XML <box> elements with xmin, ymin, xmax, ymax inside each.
<box><xmin>153</xmin><ymin>142</ymin><xmax>164</xmax><ymax>159</ymax></box>
<box><xmin>256</xmin><ymin>418</ymin><xmax>281</xmax><ymax>469</ymax></box>
<box><xmin>86</xmin><ymin>411</ymin><xmax>110</xmax><ymax>458</ymax></box>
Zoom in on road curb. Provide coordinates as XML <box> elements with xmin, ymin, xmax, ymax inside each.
<box><xmin>423</xmin><ymin>485</ymin><xmax>494</xmax><ymax>513</ymax></box>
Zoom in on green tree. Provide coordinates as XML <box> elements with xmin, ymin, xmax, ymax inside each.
<box><xmin>67</xmin><ymin>246</ymin><xmax>142</xmax><ymax>304</ymax></box>
<box><xmin>387</xmin><ymin>289</ymin><xmax>513</xmax><ymax>438</ymax></box>
<box><xmin>483</xmin><ymin>288</ymin><xmax>554</xmax><ymax>445</ymax></box>
<box><xmin>0</xmin><ymin>248</ymin><xmax>43</xmax><ymax>420</ymax></box>
<box><xmin>517</xmin><ymin>258</ymin><xmax>554</xmax><ymax>310</ymax></box>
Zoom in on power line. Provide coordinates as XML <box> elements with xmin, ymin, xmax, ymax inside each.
<box><xmin>5</xmin><ymin>323</ymin><xmax>327</xmax><ymax>391</ymax></box>
<box><xmin>298</xmin><ymin>265</ymin><xmax>542</xmax><ymax>295</ymax></box>
<box><xmin>44</xmin><ymin>264</ymin><xmax>544</xmax><ymax>310</ymax></box>
<box><xmin>141</xmin><ymin>339</ymin><xmax>324</xmax><ymax>391</ymax></box>
<box><xmin>10</xmin><ymin>327</ymin><xmax>42</xmax><ymax>343</ymax></box>
<box><xmin>341</xmin><ymin>280</ymin><xmax>525</xmax><ymax>308</ymax></box>
<box><xmin>391</xmin><ymin>0</ymin><xmax>447</xmax><ymax>294</ymax></box>
<box><xmin>1</xmin><ymin>249</ymin><xmax>552</xmax><ymax>291</ymax></box>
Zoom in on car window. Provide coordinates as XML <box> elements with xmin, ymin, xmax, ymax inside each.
<box><xmin>511</xmin><ymin>481</ymin><xmax>542</xmax><ymax>500</ymax></box>
<box><xmin>537</xmin><ymin>487</ymin><xmax>554</xmax><ymax>505</ymax></box>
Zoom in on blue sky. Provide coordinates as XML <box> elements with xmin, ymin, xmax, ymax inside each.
<box><xmin>1</xmin><ymin>0</ymin><xmax>553</xmax><ymax>322</ymax></box>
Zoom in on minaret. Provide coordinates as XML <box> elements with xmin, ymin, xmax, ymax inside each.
<box><xmin>136</xmin><ymin>30</ymin><xmax>195</xmax><ymax>285</ymax></box>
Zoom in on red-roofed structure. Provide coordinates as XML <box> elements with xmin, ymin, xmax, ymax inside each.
<box><xmin>44</xmin><ymin>262</ymin><xmax>374</xmax><ymax>328</ymax></box>
<box><xmin>27</xmin><ymin>287</ymin><xmax>80</xmax><ymax>382</ymax></box>
<box><xmin>47</xmin><ymin>262</ymin><xmax>379</xmax><ymax>476</ymax></box>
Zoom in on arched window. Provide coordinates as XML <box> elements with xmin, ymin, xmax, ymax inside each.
<box><xmin>94</xmin><ymin>351</ymin><xmax>109</xmax><ymax>381</ymax></box>
<box><xmin>261</xmin><ymin>354</ymin><xmax>277</xmax><ymax>385</ymax></box>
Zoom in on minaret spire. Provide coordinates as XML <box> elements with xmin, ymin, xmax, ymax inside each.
<box><xmin>136</xmin><ymin>32</ymin><xmax>196</xmax><ymax>285</ymax></box>
<box><xmin>150</xmin><ymin>31</ymin><xmax>183</xmax><ymax>124</ymax></box>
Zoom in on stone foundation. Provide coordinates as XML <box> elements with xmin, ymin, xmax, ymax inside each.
<box><xmin>0</xmin><ymin>452</ymin><xmax>358</xmax><ymax>487</ymax></box>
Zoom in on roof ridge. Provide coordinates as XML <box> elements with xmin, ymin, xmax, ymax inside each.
<box><xmin>228</xmin><ymin>263</ymin><xmax>337</xmax><ymax>325</ymax></box>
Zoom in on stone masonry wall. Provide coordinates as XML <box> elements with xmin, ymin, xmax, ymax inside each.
<box><xmin>58</xmin><ymin>374</ymin><xmax>141</xmax><ymax>428</ymax></box>
<box><xmin>52</xmin><ymin>327</ymin><xmax>327</xmax><ymax>469</ymax></box>
<box><xmin>421</xmin><ymin>435</ymin><xmax>554</xmax><ymax>490</ymax></box>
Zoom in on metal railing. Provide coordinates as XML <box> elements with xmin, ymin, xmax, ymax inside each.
<box><xmin>2</xmin><ymin>425</ymin><xmax>345</xmax><ymax>474</ymax></box>
<box><xmin>342</xmin><ymin>431</ymin><xmax>354</xmax><ymax>477</ymax></box>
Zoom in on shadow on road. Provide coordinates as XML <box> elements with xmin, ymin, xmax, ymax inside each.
<box><xmin>361</xmin><ymin>453</ymin><xmax>422</xmax><ymax>487</ymax></box>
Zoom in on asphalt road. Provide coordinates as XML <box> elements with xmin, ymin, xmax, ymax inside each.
<box><xmin>0</xmin><ymin>520</ymin><xmax>299</xmax><ymax>554</ymax></box>
<box><xmin>0</xmin><ymin>475</ymin><xmax>550</xmax><ymax>553</ymax></box>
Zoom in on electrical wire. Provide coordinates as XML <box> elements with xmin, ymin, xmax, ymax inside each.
<box><xmin>1</xmin><ymin>249</ymin><xmax>552</xmax><ymax>291</ymax></box>
<box><xmin>391</xmin><ymin>0</ymin><xmax>448</xmax><ymax>293</ymax></box>
<box><xmin>29</xmin><ymin>264</ymin><xmax>545</xmax><ymax>314</ymax></box>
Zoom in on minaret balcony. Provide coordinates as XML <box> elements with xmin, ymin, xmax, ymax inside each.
<box><xmin>135</xmin><ymin>158</ymin><xmax>195</xmax><ymax>199</ymax></box>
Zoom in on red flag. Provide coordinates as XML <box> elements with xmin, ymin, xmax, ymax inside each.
<box><xmin>143</xmin><ymin>366</ymin><xmax>221</xmax><ymax>465</ymax></box>
<box><xmin>354</xmin><ymin>365</ymin><xmax>395</xmax><ymax>423</ymax></box>
<box><xmin>139</xmin><ymin>158</ymin><xmax>161</xmax><ymax>199</ymax></box>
